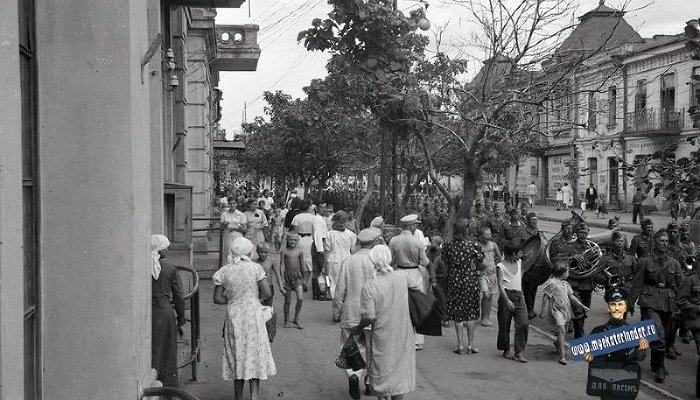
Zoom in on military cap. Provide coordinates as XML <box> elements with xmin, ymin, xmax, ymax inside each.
<box><xmin>604</xmin><ymin>286</ymin><xmax>629</xmax><ymax>303</ymax></box>
<box><xmin>526</xmin><ymin>212</ymin><xmax>537</xmax><ymax>220</ymax></box>
<box><xmin>357</xmin><ymin>228</ymin><xmax>382</xmax><ymax>243</ymax></box>
<box><xmin>641</xmin><ymin>218</ymin><xmax>653</xmax><ymax>227</ymax></box>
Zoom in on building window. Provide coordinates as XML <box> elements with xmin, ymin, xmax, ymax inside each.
<box><xmin>634</xmin><ymin>79</ymin><xmax>647</xmax><ymax>113</ymax></box>
<box><xmin>19</xmin><ymin>0</ymin><xmax>41</xmax><ymax>398</ymax></box>
<box><xmin>588</xmin><ymin>157</ymin><xmax>598</xmax><ymax>186</ymax></box>
<box><xmin>587</xmin><ymin>92</ymin><xmax>596</xmax><ymax>131</ymax></box>
<box><xmin>691</xmin><ymin>66</ymin><xmax>700</xmax><ymax>107</ymax></box>
<box><xmin>661</xmin><ymin>73</ymin><xmax>676</xmax><ymax>111</ymax></box>
<box><xmin>607</xmin><ymin>86</ymin><xmax>617</xmax><ymax>125</ymax></box>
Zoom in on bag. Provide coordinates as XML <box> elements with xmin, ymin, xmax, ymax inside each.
<box><xmin>335</xmin><ymin>334</ymin><xmax>366</xmax><ymax>371</ymax></box>
<box><xmin>317</xmin><ymin>274</ymin><xmax>331</xmax><ymax>292</ymax></box>
<box><xmin>261</xmin><ymin>305</ymin><xmax>273</xmax><ymax>322</ymax></box>
<box><xmin>407</xmin><ymin>289</ymin><xmax>443</xmax><ymax>336</ymax></box>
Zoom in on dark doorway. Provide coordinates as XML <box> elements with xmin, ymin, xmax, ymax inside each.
<box><xmin>608</xmin><ymin>157</ymin><xmax>619</xmax><ymax>206</ymax></box>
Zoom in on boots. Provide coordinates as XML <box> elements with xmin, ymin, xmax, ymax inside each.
<box><xmin>651</xmin><ymin>349</ymin><xmax>666</xmax><ymax>383</ymax></box>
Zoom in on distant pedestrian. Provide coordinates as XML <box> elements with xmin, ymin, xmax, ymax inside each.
<box><xmin>538</xmin><ymin>260</ymin><xmax>588</xmax><ymax>365</ymax></box>
<box><xmin>351</xmin><ymin>245</ymin><xmax>418</xmax><ymax>400</ymax></box>
<box><xmin>561</xmin><ymin>183</ymin><xmax>573</xmax><ymax>211</ymax></box>
<box><xmin>213</xmin><ymin>238</ymin><xmax>276</xmax><ymax>400</ymax></box>
<box><xmin>503</xmin><ymin>182</ymin><xmax>511</xmax><ymax>205</ymax></box>
<box><xmin>496</xmin><ymin>241</ymin><xmax>529</xmax><ymax>363</ymax></box>
<box><xmin>151</xmin><ymin>234</ymin><xmax>185</xmax><ymax>388</ymax></box>
<box><xmin>555</xmin><ymin>187</ymin><xmax>563</xmax><ymax>210</ymax></box>
<box><xmin>327</xmin><ymin>211</ymin><xmax>357</xmax><ymax>311</ymax></box>
<box><xmin>632</xmin><ymin>187</ymin><xmax>647</xmax><ymax>224</ymax></box>
<box><xmin>527</xmin><ymin>181</ymin><xmax>538</xmax><ymax>208</ymax></box>
<box><xmin>221</xmin><ymin>199</ymin><xmax>247</xmax><ymax>263</ymax></box>
<box><xmin>585</xmin><ymin>183</ymin><xmax>598</xmax><ymax>213</ymax></box>
<box><xmin>245</xmin><ymin>199</ymin><xmax>268</xmax><ymax>259</ymax></box>
<box><xmin>443</xmin><ymin>219</ymin><xmax>484</xmax><ymax>355</ymax></box>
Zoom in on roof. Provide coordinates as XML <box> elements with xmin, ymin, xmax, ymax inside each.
<box><xmin>557</xmin><ymin>2</ymin><xmax>643</xmax><ymax>54</ymax></box>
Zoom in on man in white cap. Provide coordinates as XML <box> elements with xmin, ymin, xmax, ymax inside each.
<box><xmin>389</xmin><ymin>213</ymin><xmax>430</xmax><ymax>350</ymax></box>
<box><xmin>334</xmin><ymin>228</ymin><xmax>382</xmax><ymax>399</ymax></box>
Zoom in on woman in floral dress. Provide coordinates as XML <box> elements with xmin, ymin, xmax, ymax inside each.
<box><xmin>443</xmin><ymin>218</ymin><xmax>485</xmax><ymax>355</ymax></box>
<box><xmin>213</xmin><ymin>238</ymin><xmax>276</xmax><ymax>400</ymax></box>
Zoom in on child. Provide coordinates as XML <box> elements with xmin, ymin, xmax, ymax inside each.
<box><xmin>280</xmin><ymin>232</ymin><xmax>305</xmax><ymax>329</ymax></box>
<box><xmin>496</xmin><ymin>241</ymin><xmax>529</xmax><ymax>363</ymax></box>
<box><xmin>270</xmin><ymin>204</ymin><xmax>286</xmax><ymax>252</ymax></box>
<box><xmin>538</xmin><ymin>260</ymin><xmax>589</xmax><ymax>365</ymax></box>
<box><xmin>479</xmin><ymin>227</ymin><xmax>502</xmax><ymax>326</ymax></box>
<box><xmin>257</xmin><ymin>242</ymin><xmax>283</xmax><ymax>342</ymax></box>
<box><xmin>596</xmin><ymin>195</ymin><xmax>607</xmax><ymax>220</ymax></box>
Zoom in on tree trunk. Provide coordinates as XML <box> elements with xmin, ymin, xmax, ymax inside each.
<box><xmin>458</xmin><ymin>157</ymin><xmax>480</xmax><ymax>218</ymax></box>
<box><xmin>356</xmin><ymin>168</ymin><xmax>376</xmax><ymax>229</ymax></box>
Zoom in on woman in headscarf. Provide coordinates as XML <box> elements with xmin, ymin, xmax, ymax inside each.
<box><xmin>213</xmin><ymin>237</ymin><xmax>276</xmax><ymax>400</ymax></box>
<box><xmin>221</xmin><ymin>198</ymin><xmax>247</xmax><ymax>263</ymax></box>
<box><xmin>244</xmin><ymin>198</ymin><xmax>269</xmax><ymax>259</ymax></box>
<box><xmin>351</xmin><ymin>245</ymin><xmax>418</xmax><ymax>400</ymax></box>
<box><xmin>151</xmin><ymin>234</ymin><xmax>185</xmax><ymax>388</ymax></box>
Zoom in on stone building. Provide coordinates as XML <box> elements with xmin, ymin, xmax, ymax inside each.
<box><xmin>0</xmin><ymin>1</ymin><xmax>258</xmax><ymax>399</ymax></box>
<box><xmin>515</xmin><ymin>3</ymin><xmax>700</xmax><ymax>210</ymax></box>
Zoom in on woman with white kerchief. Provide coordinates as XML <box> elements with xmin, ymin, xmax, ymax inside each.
<box><xmin>213</xmin><ymin>237</ymin><xmax>276</xmax><ymax>400</ymax></box>
<box><xmin>151</xmin><ymin>234</ymin><xmax>185</xmax><ymax>388</ymax></box>
<box><xmin>351</xmin><ymin>245</ymin><xmax>418</xmax><ymax>400</ymax></box>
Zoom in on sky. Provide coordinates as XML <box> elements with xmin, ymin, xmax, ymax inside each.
<box><xmin>215</xmin><ymin>0</ymin><xmax>697</xmax><ymax>137</ymax></box>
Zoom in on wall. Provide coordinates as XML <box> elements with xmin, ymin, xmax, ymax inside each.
<box><xmin>37</xmin><ymin>0</ymin><xmax>153</xmax><ymax>398</ymax></box>
<box><xmin>0</xmin><ymin>0</ymin><xmax>26</xmax><ymax>397</ymax></box>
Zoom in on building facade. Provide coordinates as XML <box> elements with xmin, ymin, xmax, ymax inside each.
<box><xmin>0</xmin><ymin>1</ymin><xmax>257</xmax><ymax>399</ymax></box>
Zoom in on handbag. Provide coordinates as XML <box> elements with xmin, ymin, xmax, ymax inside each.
<box><xmin>335</xmin><ymin>334</ymin><xmax>366</xmax><ymax>371</ymax></box>
<box><xmin>261</xmin><ymin>305</ymin><xmax>273</xmax><ymax>322</ymax></box>
<box><xmin>407</xmin><ymin>289</ymin><xmax>443</xmax><ymax>336</ymax></box>
<box><xmin>317</xmin><ymin>274</ymin><xmax>331</xmax><ymax>292</ymax></box>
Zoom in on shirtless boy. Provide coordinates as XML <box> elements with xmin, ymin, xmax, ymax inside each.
<box><xmin>257</xmin><ymin>242</ymin><xmax>283</xmax><ymax>342</ymax></box>
<box><xmin>281</xmin><ymin>232</ymin><xmax>305</xmax><ymax>329</ymax></box>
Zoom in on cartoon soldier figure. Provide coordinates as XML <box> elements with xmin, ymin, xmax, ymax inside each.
<box><xmin>585</xmin><ymin>287</ymin><xmax>650</xmax><ymax>400</ymax></box>
<box><xmin>677</xmin><ymin>263</ymin><xmax>700</xmax><ymax>398</ymax></box>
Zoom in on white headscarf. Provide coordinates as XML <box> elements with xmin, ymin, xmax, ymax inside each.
<box><xmin>230</xmin><ymin>237</ymin><xmax>255</xmax><ymax>264</ymax></box>
<box><xmin>370</xmin><ymin>216</ymin><xmax>385</xmax><ymax>229</ymax></box>
<box><xmin>151</xmin><ymin>234</ymin><xmax>170</xmax><ymax>280</ymax></box>
<box><xmin>369</xmin><ymin>245</ymin><xmax>393</xmax><ymax>275</ymax></box>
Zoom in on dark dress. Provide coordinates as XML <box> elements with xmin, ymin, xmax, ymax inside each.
<box><xmin>152</xmin><ymin>260</ymin><xmax>185</xmax><ymax>387</ymax></box>
<box><xmin>442</xmin><ymin>239</ymin><xmax>484</xmax><ymax>322</ymax></box>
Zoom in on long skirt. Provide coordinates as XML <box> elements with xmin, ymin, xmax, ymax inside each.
<box><xmin>152</xmin><ymin>302</ymin><xmax>179</xmax><ymax>387</ymax></box>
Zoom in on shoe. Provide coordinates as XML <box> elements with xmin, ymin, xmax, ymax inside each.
<box><xmin>454</xmin><ymin>347</ymin><xmax>465</xmax><ymax>355</ymax></box>
<box><xmin>681</xmin><ymin>334</ymin><xmax>692</xmax><ymax>344</ymax></box>
<box><xmin>671</xmin><ymin>345</ymin><xmax>682</xmax><ymax>356</ymax></box>
<box><xmin>655</xmin><ymin>368</ymin><xmax>666</xmax><ymax>383</ymax></box>
<box><xmin>513</xmin><ymin>353</ymin><xmax>528</xmax><ymax>363</ymax></box>
<box><xmin>480</xmin><ymin>320</ymin><xmax>493</xmax><ymax>326</ymax></box>
<box><xmin>415</xmin><ymin>344</ymin><xmax>424</xmax><ymax>351</ymax></box>
<box><xmin>467</xmin><ymin>346</ymin><xmax>479</xmax><ymax>354</ymax></box>
<box><xmin>558</xmin><ymin>357</ymin><xmax>568</xmax><ymax>365</ymax></box>
<box><xmin>502</xmin><ymin>350</ymin><xmax>514</xmax><ymax>360</ymax></box>
<box><xmin>348</xmin><ymin>375</ymin><xmax>361</xmax><ymax>400</ymax></box>
<box><xmin>666</xmin><ymin>350</ymin><xmax>677</xmax><ymax>360</ymax></box>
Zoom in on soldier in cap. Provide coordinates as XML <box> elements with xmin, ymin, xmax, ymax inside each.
<box><xmin>677</xmin><ymin>255</ymin><xmax>700</xmax><ymax>398</ymax></box>
<box><xmin>629</xmin><ymin>229</ymin><xmax>684</xmax><ymax>383</ymax></box>
<box><xmin>585</xmin><ymin>286</ymin><xmax>649</xmax><ymax>363</ymax></box>
<box><xmin>630</xmin><ymin>219</ymin><xmax>654</xmax><ymax>260</ymax></box>
<box><xmin>596</xmin><ymin>231</ymin><xmax>636</xmax><ymax>290</ymax></box>
<box><xmin>389</xmin><ymin>214</ymin><xmax>429</xmax><ymax>350</ymax></box>
<box><xmin>556</xmin><ymin>222</ymin><xmax>597</xmax><ymax>338</ymax></box>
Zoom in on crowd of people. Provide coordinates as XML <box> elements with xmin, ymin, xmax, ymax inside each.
<box><xmin>148</xmin><ymin>180</ymin><xmax>700</xmax><ymax>399</ymax></box>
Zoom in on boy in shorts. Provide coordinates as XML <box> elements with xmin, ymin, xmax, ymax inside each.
<box><xmin>479</xmin><ymin>226</ymin><xmax>502</xmax><ymax>326</ymax></box>
<box><xmin>281</xmin><ymin>231</ymin><xmax>305</xmax><ymax>329</ymax></box>
<box><xmin>257</xmin><ymin>242</ymin><xmax>282</xmax><ymax>342</ymax></box>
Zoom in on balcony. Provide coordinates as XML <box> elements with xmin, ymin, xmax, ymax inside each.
<box><xmin>210</xmin><ymin>25</ymin><xmax>261</xmax><ymax>72</ymax></box>
<box><xmin>624</xmin><ymin>108</ymin><xmax>685</xmax><ymax>135</ymax></box>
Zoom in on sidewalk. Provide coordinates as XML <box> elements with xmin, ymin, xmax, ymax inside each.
<box><xmin>528</xmin><ymin>204</ymin><xmax>678</xmax><ymax>234</ymax></box>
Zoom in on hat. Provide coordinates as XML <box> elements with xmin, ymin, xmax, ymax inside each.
<box><xmin>576</xmin><ymin>222</ymin><xmax>589</xmax><ymax>231</ymax></box>
<box><xmin>526</xmin><ymin>212</ymin><xmax>537</xmax><ymax>220</ymax></box>
<box><xmin>604</xmin><ymin>286</ymin><xmax>629</xmax><ymax>303</ymax></box>
<box><xmin>370</xmin><ymin>216</ymin><xmax>385</xmax><ymax>228</ymax></box>
<box><xmin>641</xmin><ymin>218</ymin><xmax>653</xmax><ymax>227</ymax></box>
<box><xmin>357</xmin><ymin>228</ymin><xmax>382</xmax><ymax>244</ymax></box>
<box><xmin>399</xmin><ymin>214</ymin><xmax>421</xmax><ymax>224</ymax></box>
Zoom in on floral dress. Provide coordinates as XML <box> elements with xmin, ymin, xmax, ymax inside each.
<box><xmin>442</xmin><ymin>239</ymin><xmax>484</xmax><ymax>322</ymax></box>
<box><xmin>213</xmin><ymin>260</ymin><xmax>276</xmax><ymax>381</ymax></box>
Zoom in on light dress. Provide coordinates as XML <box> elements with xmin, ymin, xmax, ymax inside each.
<box><xmin>221</xmin><ymin>209</ymin><xmax>247</xmax><ymax>262</ymax></box>
<box><xmin>327</xmin><ymin>229</ymin><xmax>357</xmax><ymax>298</ymax></box>
<box><xmin>244</xmin><ymin>209</ymin><xmax>268</xmax><ymax>259</ymax></box>
<box><xmin>539</xmin><ymin>276</ymin><xmax>574</xmax><ymax>327</ymax></box>
<box><xmin>213</xmin><ymin>259</ymin><xmax>276</xmax><ymax>381</ymax></box>
<box><xmin>361</xmin><ymin>271</ymin><xmax>416</xmax><ymax>397</ymax></box>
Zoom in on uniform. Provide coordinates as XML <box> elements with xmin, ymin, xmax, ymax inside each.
<box><xmin>597</xmin><ymin>250</ymin><xmax>636</xmax><ymax>290</ymax></box>
<box><xmin>629</xmin><ymin>233</ymin><xmax>653</xmax><ymax>260</ymax></box>
<box><xmin>629</xmin><ymin>253</ymin><xmax>684</xmax><ymax>378</ymax></box>
<box><xmin>677</xmin><ymin>271</ymin><xmax>700</xmax><ymax>397</ymax></box>
<box><xmin>557</xmin><ymin>240</ymin><xmax>596</xmax><ymax>338</ymax></box>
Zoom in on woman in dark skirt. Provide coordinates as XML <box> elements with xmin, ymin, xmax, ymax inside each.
<box><xmin>151</xmin><ymin>234</ymin><xmax>185</xmax><ymax>387</ymax></box>
<box><xmin>443</xmin><ymin>219</ymin><xmax>485</xmax><ymax>355</ymax></box>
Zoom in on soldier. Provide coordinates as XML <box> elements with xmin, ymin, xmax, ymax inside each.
<box><xmin>521</xmin><ymin>213</ymin><xmax>549</xmax><ymax>319</ymax></box>
<box><xmin>502</xmin><ymin>208</ymin><xmax>527</xmax><ymax>248</ymax></box>
<box><xmin>596</xmin><ymin>231</ymin><xmax>636</xmax><ymax>291</ymax></box>
<box><xmin>556</xmin><ymin>222</ymin><xmax>596</xmax><ymax>338</ymax></box>
<box><xmin>628</xmin><ymin>229</ymin><xmax>684</xmax><ymax>383</ymax></box>
<box><xmin>677</xmin><ymin>258</ymin><xmax>700</xmax><ymax>398</ymax></box>
<box><xmin>629</xmin><ymin>219</ymin><xmax>654</xmax><ymax>260</ymax></box>
<box><xmin>584</xmin><ymin>287</ymin><xmax>649</xmax><ymax>400</ymax></box>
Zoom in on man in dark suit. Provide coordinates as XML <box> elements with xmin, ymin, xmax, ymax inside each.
<box><xmin>585</xmin><ymin>183</ymin><xmax>598</xmax><ymax>212</ymax></box>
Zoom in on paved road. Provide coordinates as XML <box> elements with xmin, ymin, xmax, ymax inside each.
<box><xmin>180</xmin><ymin>278</ymin><xmax>672</xmax><ymax>400</ymax></box>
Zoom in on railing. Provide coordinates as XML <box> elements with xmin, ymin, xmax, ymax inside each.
<box><xmin>192</xmin><ymin>217</ymin><xmax>225</xmax><ymax>276</ymax></box>
<box><xmin>175</xmin><ymin>266</ymin><xmax>201</xmax><ymax>381</ymax></box>
<box><xmin>142</xmin><ymin>386</ymin><xmax>201</xmax><ymax>400</ymax></box>
<box><xmin>625</xmin><ymin>108</ymin><xmax>685</xmax><ymax>133</ymax></box>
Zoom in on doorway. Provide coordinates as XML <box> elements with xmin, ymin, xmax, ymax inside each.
<box><xmin>608</xmin><ymin>157</ymin><xmax>619</xmax><ymax>206</ymax></box>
